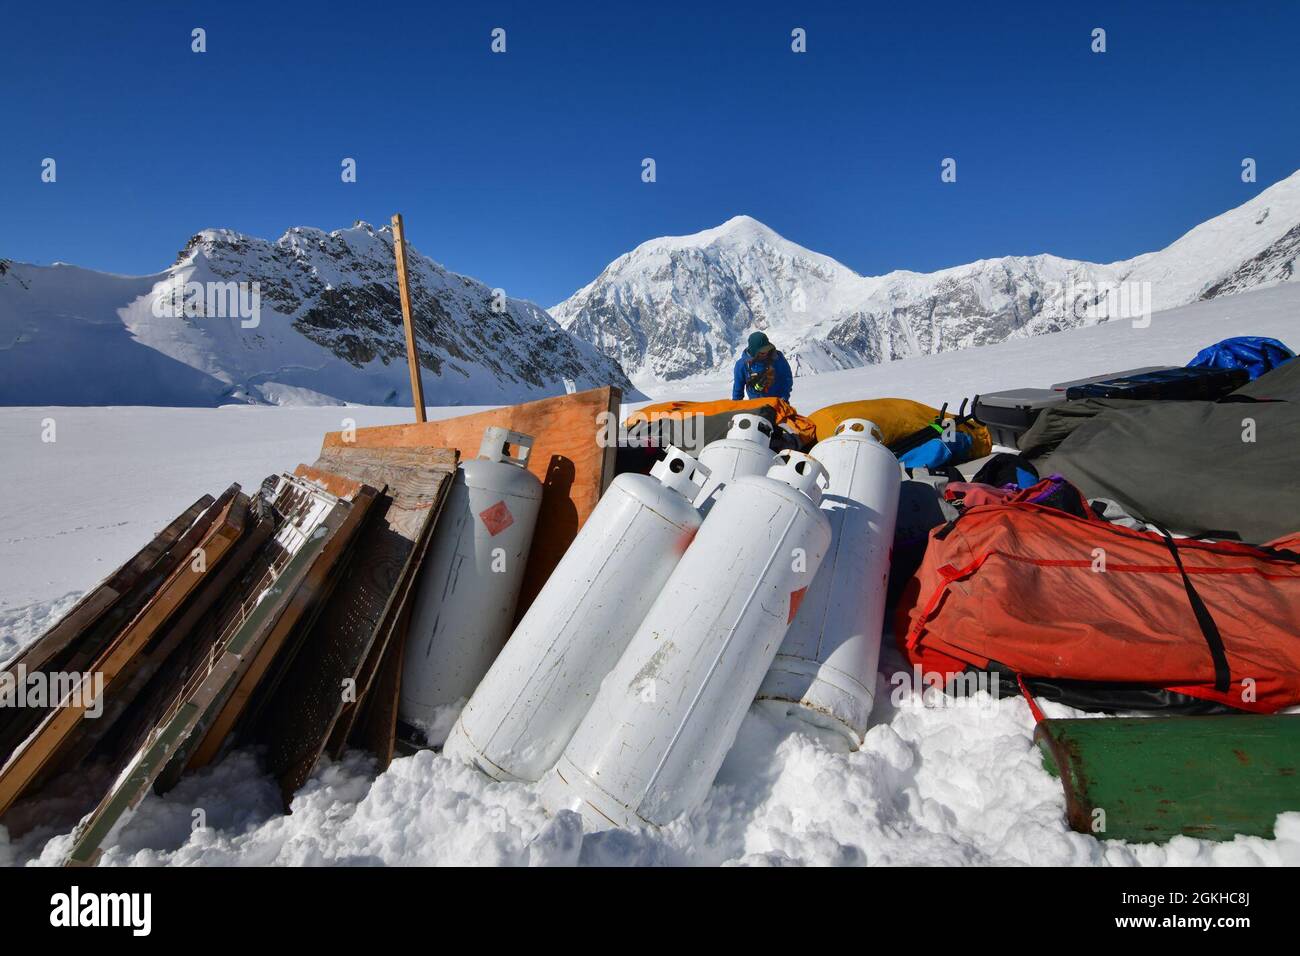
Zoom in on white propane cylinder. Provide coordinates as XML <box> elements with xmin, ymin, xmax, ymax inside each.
<box><xmin>693</xmin><ymin>413</ymin><xmax>780</xmax><ymax>514</ymax></box>
<box><xmin>756</xmin><ymin>418</ymin><xmax>901</xmax><ymax>745</ymax></box>
<box><xmin>539</xmin><ymin>451</ymin><xmax>832</xmax><ymax>829</ymax></box>
<box><xmin>443</xmin><ymin>446</ymin><xmax>710</xmax><ymax>781</ymax></box>
<box><xmin>399</xmin><ymin>427</ymin><xmax>544</xmax><ymax>742</ymax></box>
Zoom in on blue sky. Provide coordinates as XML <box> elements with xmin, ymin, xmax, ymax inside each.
<box><xmin>3</xmin><ymin>1</ymin><xmax>1298</xmax><ymax>307</ymax></box>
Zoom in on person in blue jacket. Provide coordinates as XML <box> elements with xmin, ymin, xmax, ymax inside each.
<box><xmin>732</xmin><ymin>331</ymin><xmax>793</xmax><ymax>401</ymax></box>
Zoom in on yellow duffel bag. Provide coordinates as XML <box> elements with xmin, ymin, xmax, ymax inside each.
<box><xmin>807</xmin><ymin>398</ymin><xmax>992</xmax><ymax>461</ymax></box>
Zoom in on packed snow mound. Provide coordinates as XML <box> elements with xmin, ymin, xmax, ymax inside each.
<box><xmin>552</xmin><ymin>171</ymin><xmax>1300</xmax><ymax>385</ymax></box>
<box><xmin>10</xmin><ymin>681</ymin><xmax>1300</xmax><ymax>867</ymax></box>
<box><xmin>0</xmin><ymin>225</ymin><xmax>635</xmax><ymax>407</ymax></box>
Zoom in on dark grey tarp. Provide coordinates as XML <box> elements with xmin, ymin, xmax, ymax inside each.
<box><xmin>1017</xmin><ymin>398</ymin><xmax>1152</xmax><ymax>459</ymax></box>
<box><xmin>1039</xmin><ymin>398</ymin><xmax>1300</xmax><ymax>544</ymax></box>
<box><xmin>1018</xmin><ymin>360</ymin><xmax>1300</xmax><ymax>459</ymax></box>
<box><xmin>1229</xmin><ymin>356</ymin><xmax>1300</xmax><ymax>402</ymax></box>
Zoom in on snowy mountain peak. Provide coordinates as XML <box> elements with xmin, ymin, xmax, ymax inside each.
<box><xmin>551</xmin><ymin>214</ymin><xmax>873</xmax><ymax>381</ymax></box>
<box><xmin>2</xmin><ymin>225</ymin><xmax>635</xmax><ymax>407</ymax></box>
<box><xmin>553</xmin><ymin>172</ymin><xmax>1300</xmax><ymax>385</ymax></box>
<box><xmin>674</xmin><ymin>214</ymin><xmax>780</xmax><ymax>246</ymax></box>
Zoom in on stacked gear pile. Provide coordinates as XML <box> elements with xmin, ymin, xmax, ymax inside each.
<box><xmin>1024</xmin><ymin>354</ymin><xmax>1300</xmax><ymax>544</ymax></box>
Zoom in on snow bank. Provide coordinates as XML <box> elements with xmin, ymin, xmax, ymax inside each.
<box><xmin>11</xmin><ymin>674</ymin><xmax>1298</xmax><ymax>867</ymax></box>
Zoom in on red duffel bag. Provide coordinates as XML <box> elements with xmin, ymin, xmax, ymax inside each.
<box><xmin>895</xmin><ymin>501</ymin><xmax>1300</xmax><ymax>713</ymax></box>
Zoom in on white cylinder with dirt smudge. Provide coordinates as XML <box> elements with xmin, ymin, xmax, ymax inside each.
<box><xmin>539</xmin><ymin>451</ymin><xmax>831</xmax><ymax>829</ymax></box>
<box><xmin>756</xmin><ymin>418</ymin><xmax>901</xmax><ymax>746</ymax></box>
<box><xmin>444</xmin><ymin>446</ymin><xmax>709</xmax><ymax>781</ymax></box>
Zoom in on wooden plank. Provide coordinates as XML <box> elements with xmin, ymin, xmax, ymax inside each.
<box><xmin>1</xmin><ymin>495</ymin><xmax>212</xmax><ymax>673</ymax></box>
<box><xmin>150</xmin><ymin>477</ymin><xmax>347</xmax><ymax>794</ymax></box>
<box><xmin>292</xmin><ymin>463</ymin><xmax>369</xmax><ymax>500</ymax></box>
<box><xmin>320</xmin><ymin>385</ymin><xmax>620</xmax><ymax>618</ymax></box>
<box><xmin>1036</xmin><ymin>715</ymin><xmax>1300</xmax><ymax>843</ymax></box>
<box><xmin>72</xmin><ymin>506</ymin><xmax>278</xmax><ymax>809</ymax></box>
<box><xmin>260</xmin><ymin>446</ymin><xmax>456</xmax><ymax>783</ymax></box>
<box><xmin>60</xmin><ymin>485</ymin><xmax>241</xmax><ymax>680</ymax></box>
<box><xmin>391</xmin><ymin>212</ymin><xmax>427</xmax><ymax>423</ymax></box>
<box><xmin>230</xmin><ymin>486</ymin><xmax>378</xmax><ymax>746</ymax></box>
<box><xmin>324</xmin><ymin>455</ymin><xmax>457</xmax><ymax>760</ymax></box>
<box><xmin>59</xmin><ymin>496</ymin><xmax>274</xmax><ymax>777</ymax></box>
<box><xmin>0</xmin><ymin>494</ymin><xmax>224</xmax><ymax>767</ymax></box>
<box><xmin>182</xmin><ymin>482</ymin><xmax>377</xmax><ymax>771</ymax></box>
<box><xmin>63</xmin><ymin>499</ymin><xmax>345</xmax><ymax>867</ymax></box>
<box><xmin>0</xmin><ymin>489</ymin><xmax>247</xmax><ymax>817</ymax></box>
<box><xmin>349</xmin><ymin>609</ymin><xmax>406</xmax><ymax>770</ymax></box>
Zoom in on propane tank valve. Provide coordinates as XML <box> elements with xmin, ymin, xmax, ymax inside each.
<box><xmin>649</xmin><ymin>445</ymin><xmax>710</xmax><ymax>500</ymax></box>
<box><xmin>834</xmin><ymin>418</ymin><xmax>884</xmax><ymax>443</ymax></box>
<box><xmin>478</xmin><ymin>426</ymin><xmax>533</xmax><ymax>468</ymax></box>
<box><xmin>768</xmin><ymin>450</ymin><xmax>828</xmax><ymax>506</ymax></box>
<box><xmin>728</xmin><ymin>413</ymin><xmax>775</xmax><ymax>444</ymax></box>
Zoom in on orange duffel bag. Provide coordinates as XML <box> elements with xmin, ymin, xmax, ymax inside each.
<box><xmin>896</xmin><ymin>498</ymin><xmax>1300</xmax><ymax>713</ymax></box>
<box><xmin>623</xmin><ymin>397</ymin><xmax>817</xmax><ymax>452</ymax></box>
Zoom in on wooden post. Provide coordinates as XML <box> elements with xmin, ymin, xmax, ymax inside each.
<box><xmin>391</xmin><ymin>213</ymin><xmax>427</xmax><ymax>422</ymax></box>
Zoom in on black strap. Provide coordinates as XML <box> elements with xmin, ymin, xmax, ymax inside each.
<box><xmin>1158</xmin><ymin>529</ymin><xmax>1231</xmax><ymax>693</ymax></box>
<box><xmin>933</xmin><ymin>518</ymin><xmax>959</xmax><ymax>541</ymax></box>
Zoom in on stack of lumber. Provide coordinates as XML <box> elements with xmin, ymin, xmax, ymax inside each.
<box><xmin>0</xmin><ymin>386</ymin><xmax>620</xmax><ymax>866</ymax></box>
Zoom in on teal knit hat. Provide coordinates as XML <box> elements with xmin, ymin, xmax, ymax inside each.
<box><xmin>746</xmin><ymin>331</ymin><xmax>771</xmax><ymax>356</ymax></box>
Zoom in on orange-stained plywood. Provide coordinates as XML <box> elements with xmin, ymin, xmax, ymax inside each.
<box><xmin>320</xmin><ymin>386</ymin><xmax>620</xmax><ymax>616</ymax></box>
<box><xmin>292</xmin><ymin>463</ymin><xmax>371</xmax><ymax>500</ymax></box>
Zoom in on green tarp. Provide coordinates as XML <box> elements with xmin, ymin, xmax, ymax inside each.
<box><xmin>1039</xmin><ymin>390</ymin><xmax>1300</xmax><ymax>544</ymax></box>
<box><xmin>1231</xmin><ymin>354</ymin><xmax>1300</xmax><ymax>402</ymax></box>
<box><xmin>1017</xmin><ymin>398</ymin><xmax>1151</xmax><ymax>459</ymax></box>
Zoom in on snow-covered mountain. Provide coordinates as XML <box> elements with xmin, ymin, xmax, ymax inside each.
<box><xmin>552</xmin><ymin>171</ymin><xmax>1300</xmax><ymax>383</ymax></box>
<box><xmin>0</xmin><ymin>224</ymin><xmax>635</xmax><ymax>407</ymax></box>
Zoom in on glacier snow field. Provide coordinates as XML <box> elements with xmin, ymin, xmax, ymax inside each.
<box><xmin>3</xmin><ymin>283</ymin><xmax>1299</xmax><ymax>866</ymax></box>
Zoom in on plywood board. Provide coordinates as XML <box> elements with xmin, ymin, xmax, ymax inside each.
<box><xmin>348</xmin><ymin>606</ymin><xmax>406</xmax><ymax>770</ymax></box>
<box><xmin>0</xmin><ymin>488</ymin><xmax>247</xmax><ymax>817</ymax></box>
<box><xmin>61</xmin><ymin>485</ymin><xmax>241</xmax><ymax>679</ymax></box>
<box><xmin>262</xmin><ymin>447</ymin><xmax>457</xmax><ymax>795</ymax></box>
<box><xmin>320</xmin><ymin>387</ymin><xmax>619</xmax><ymax>619</ymax></box>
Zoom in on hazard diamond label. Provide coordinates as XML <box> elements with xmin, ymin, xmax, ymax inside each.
<box><xmin>479</xmin><ymin>500</ymin><xmax>515</xmax><ymax>536</ymax></box>
<box><xmin>788</xmin><ymin>586</ymin><xmax>808</xmax><ymax>624</ymax></box>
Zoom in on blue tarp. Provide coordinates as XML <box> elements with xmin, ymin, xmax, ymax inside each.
<box><xmin>1188</xmin><ymin>336</ymin><xmax>1294</xmax><ymax>381</ymax></box>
